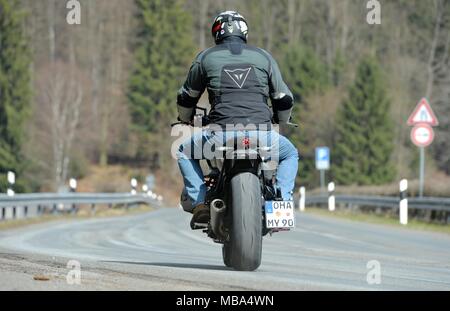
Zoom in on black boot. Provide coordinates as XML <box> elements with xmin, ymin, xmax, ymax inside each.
<box><xmin>190</xmin><ymin>204</ymin><xmax>210</xmax><ymax>229</ymax></box>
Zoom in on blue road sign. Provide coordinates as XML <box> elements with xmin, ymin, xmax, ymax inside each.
<box><xmin>315</xmin><ymin>147</ymin><xmax>330</xmax><ymax>170</ymax></box>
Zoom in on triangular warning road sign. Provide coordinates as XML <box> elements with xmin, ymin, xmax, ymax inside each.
<box><xmin>407</xmin><ymin>98</ymin><xmax>439</xmax><ymax>126</ymax></box>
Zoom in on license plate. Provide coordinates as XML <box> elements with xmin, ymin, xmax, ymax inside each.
<box><xmin>264</xmin><ymin>201</ymin><xmax>295</xmax><ymax>228</ymax></box>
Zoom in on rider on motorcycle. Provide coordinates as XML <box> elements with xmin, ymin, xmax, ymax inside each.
<box><xmin>176</xmin><ymin>11</ymin><xmax>299</xmax><ymax>228</ymax></box>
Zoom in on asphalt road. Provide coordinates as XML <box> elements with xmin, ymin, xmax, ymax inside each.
<box><xmin>0</xmin><ymin>207</ymin><xmax>450</xmax><ymax>290</ymax></box>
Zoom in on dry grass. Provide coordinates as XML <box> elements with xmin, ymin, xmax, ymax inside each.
<box><xmin>305</xmin><ymin>207</ymin><xmax>450</xmax><ymax>235</ymax></box>
<box><xmin>77</xmin><ymin>165</ymin><xmax>147</xmax><ymax>193</ymax></box>
<box><xmin>309</xmin><ymin>171</ymin><xmax>450</xmax><ymax>197</ymax></box>
<box><xmin>76</xmin><ymin>164</ymin><xmax>181</xmax><ymax>206</ymax></box>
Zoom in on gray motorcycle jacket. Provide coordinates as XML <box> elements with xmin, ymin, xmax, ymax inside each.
<box><xmin>177</xmin><ymin>36</ymin><xmax>294</xmax><ymax>127</ymax></box>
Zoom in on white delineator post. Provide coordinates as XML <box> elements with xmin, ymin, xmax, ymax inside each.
<box><xmin>69</xmin><ymin>178</ymin><xmax>77</xmax><ymax>192</ymax></box>
<box><xmin>130</xmin><ymin>178</ymin><xmax>137</xmax><ymax>195</ymax></box>
<box><xmin>399</xmin><ymin>179</ymin><xmax>408</xmax><ymax>225</ymax></box>
<box><xmin>7</xmin><ymin>171</ymin><xmax>15</xmax><ymax>196</ymax></box>
<box><xmin>328</xmin><ymin>182</ymin><xmax>335</xmax><ymax>212</ymax></box>
<box><xmin>69</xmin><ymin>178</ymin><xmax>77</xmax><ymax>214</ymax></box>
<box><xmin>299</xmin><ymin>187</ymin><xmax>305</xmax><ymax>212</ymax></box>
<box><xmin>142</xmin><ymin>184</ymin><xmax>148</xmax><ymax>193</ymax></box>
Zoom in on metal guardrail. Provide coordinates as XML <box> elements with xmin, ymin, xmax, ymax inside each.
<box><xmin>0</xmin><ymin>193</ymin><xmax>159</xmax><ymax>221</ymax></box>
<box><xmin>304</xmin><ymin>195</ymin><xmax>450</xmax><ymax>212</ymax></box>
<box><xmin>2</xmin><ymin>192</ymin><xmax>450</xmax><ymax>222</ymax></box>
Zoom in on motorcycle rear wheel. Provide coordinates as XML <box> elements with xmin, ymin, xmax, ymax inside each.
<box><xmin>223</xmin><ymin>172</ymin><xmax>262</xmax><ymax>271</ymax></box>
<box><xmin>222</xmin><ymin>243</ymin><xmax>232</xmax><ymax>267</ymax></box>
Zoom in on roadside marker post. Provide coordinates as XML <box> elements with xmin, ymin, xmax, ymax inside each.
<box><xmin>399</xmin><ymin>179</ymin><xmax>408</xmax><ymax>225</ymax></box>
<box><xmin>7</xmin><ymin>171</ymin><xmax>15</xmax><ymax>196</ymax></box>
<box><xmin>328</xmin><ymin>182</ymin><xmax>335</xmax><ymax>212</ymax></box>
<box><xmin>299</xmin><ymin>187</ymin><xmax>305</xmax><ymax>212</ymax></box>
<box><xmin>142</xmin><ymin>184</ymin><xmax>149</xmax><ymax>193</ymax></box>
<box><xmin>69</xmin><ymin>178</ymin><xmax>77</xmax><ymax>214</ymax></box>
<box><xmin>6</xmin><ymin>171</ymin><xmax>15</xmax><ymax>219</ymax></box>
<box><xmin>69</xmin><ymin>178</ymin><xmax>77</xmax><ymax>191</ymax></box>
<box><xmin>130</xmin><ymin>178</ymin><xmax>137</xmax><ymax>195</ymax></box>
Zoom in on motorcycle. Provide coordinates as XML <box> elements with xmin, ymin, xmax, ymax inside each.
<box><xmin>172</xmin><ymin>107</ymin><xmax>297</xmax><ymax>271</ymax></box>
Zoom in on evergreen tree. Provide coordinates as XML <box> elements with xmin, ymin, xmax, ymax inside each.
<box><xmin>0</xmin><ymin>0</ymin><xmax>31</xmax><ymax>192</ymax></box>
<box><xmin>280</xmin><ymin>45</ymin><xmax>328</xmax><ymax>187</ymax></box>
<box><xmin>333</xmin><ymin>57</ymin><xmax>395</xmax><ymax>185</ymax></box>
<box><xmin>281</xmin><ymin>46</ymin><xmax>328</xmax><ymax>104</ymax></box>
<box><xmin>127</xmin><ymin>0</ymin><xmax>195</xmax><ymax>133</ymax></box>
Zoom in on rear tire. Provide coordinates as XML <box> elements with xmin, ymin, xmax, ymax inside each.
<box><xmin>222</xmin><ymin>244</ymin><xmax>232</xmax><ymax>267</ymax></box>
<box><xmin>226</xmin><ymin>172</ymin><xmax>262</xmax><ymax>271</ymax></box>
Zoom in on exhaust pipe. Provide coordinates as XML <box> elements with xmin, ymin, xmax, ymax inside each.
<box><xmin>210</xmin><ymin>199</ymin><xmax>227</xmax><ymax>239</ymax></box>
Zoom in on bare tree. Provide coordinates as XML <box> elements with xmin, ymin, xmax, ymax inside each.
<box><xmin>426</xmin><ymin>0</ymin><xmax>444</xmax><ymax>100</ymax></box>
<box><xmin>86</xmin><ymin>0</ymin><xmax>103</xmax><ymax>119</ymax></box>
<box><xmin>325</xmin><ymin>0</ymin><xmax>337</xmax><ymax>81</ymax></box>
<box><xmin>34</xmin><ymin>62</ymin><xmax>87</xmax><ymax>190</ymax></box>
<box><xmin>199</xmin><ymin>0</ymin><xmax>210</xmax><ymax>50</ymax></box>
<box><xmin>339</xmin><ymin>0</ymin><xmax>350</xmax><ymax>53</ymax></box>
<box><xmin>287</xmin><ymin>0</ymin><xmax>303</xmax><ymax>46</ymax></box>
<box><xmin>47</xmin><ymin>0</ymin><xmax>56</xmax><ymax>63</ymax></box>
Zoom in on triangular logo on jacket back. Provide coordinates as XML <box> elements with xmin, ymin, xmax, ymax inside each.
<box><xmin>224</xmin><ymin>67</ymin><xmax>252</xmax><ymax>88</ymax></box>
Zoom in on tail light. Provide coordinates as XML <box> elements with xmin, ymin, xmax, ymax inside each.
<box><xmin>242</xmin><ymin>137</ymin><xmax>250</xmax><ymax>148</ymax></box>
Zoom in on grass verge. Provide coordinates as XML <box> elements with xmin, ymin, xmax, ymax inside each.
<box><xmin>0</xmin><ymin>205</ymin><xmax>154</xmax><ymax>231</ymax></box>
<box><xmin>304</xmin><ymin>207</ymin><xmax>450</xmax><ymax>235</ymax></box>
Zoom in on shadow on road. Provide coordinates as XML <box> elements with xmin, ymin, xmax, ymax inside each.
<box><xmin>101</xmin><ymin>260</ymin><xmax>232</xmax><ymax>271</ymax></box>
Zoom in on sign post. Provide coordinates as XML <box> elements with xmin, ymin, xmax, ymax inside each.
<box><xmin>407</xmin><ymin>98</ymin><xmax>438</xmax><ymax>197</ymax></box>
<box><xmin>419</xmin><ymin>147</ymin><xmax>425</xmax><ymax>198</ymax></box>
<box><xmin>315</xmin><ymin>147</ymin><xmax>330</xmax><ymax>193</ymax></box>
<box><xmin>146</xmin><ymin>174</ymin><xmax>155</xmax><ymax>191</ymax></box>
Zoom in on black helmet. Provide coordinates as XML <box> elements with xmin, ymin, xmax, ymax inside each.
<box><xmin>211</xmin><ymin>11</ymin><xmax>248</xmax><ymax>44</ymax></box>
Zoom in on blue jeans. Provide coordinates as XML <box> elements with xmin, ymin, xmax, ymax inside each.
<box><xmin>177</xmin><ymin>130</ymin><xmax>299</xmax><ymax>210</ymax></box>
